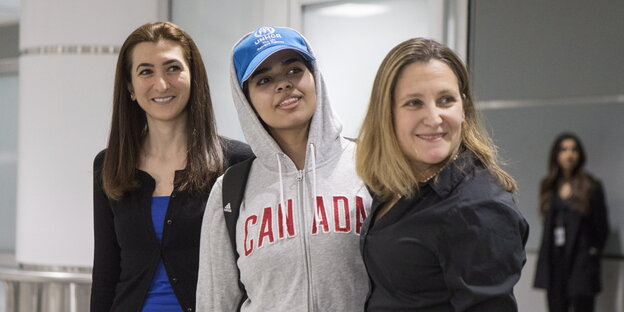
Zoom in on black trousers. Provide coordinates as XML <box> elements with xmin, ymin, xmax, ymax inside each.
<box><xmin>547</xmin><ymin>292</ymin><xmax>594</xmax><ymax>312</ymax></box>
<box><xmin>548</xmin><ymin>247</ymin><xmax>595</xmax><ymax>312</ymax></box>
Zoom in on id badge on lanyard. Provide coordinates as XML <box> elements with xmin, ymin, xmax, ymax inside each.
<box><xmin>554</xmin><ymin>226</ymin><xmax>566</xmax><ymax>247</ymax></box>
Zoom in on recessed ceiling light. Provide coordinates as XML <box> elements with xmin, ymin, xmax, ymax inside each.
<box><xmin>317</xmin><ymin>3</ymin><xmax>389</xmax><ymax>18</ymax></box>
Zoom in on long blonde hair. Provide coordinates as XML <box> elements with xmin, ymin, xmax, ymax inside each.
<box><xmin>356</xmin><ymin>38</ymin><xmax>516</xmax><ymax>200</ymax></box>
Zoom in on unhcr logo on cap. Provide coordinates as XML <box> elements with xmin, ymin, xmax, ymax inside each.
<box><xmin>253</xmin><ymin>27</ymin><xmax>284</xmax><ymax>50</ymax></box>
<box><xmin>254</xmin><ymin>26</ymin><xmax>276</xmax><ymax>37</ymax></box>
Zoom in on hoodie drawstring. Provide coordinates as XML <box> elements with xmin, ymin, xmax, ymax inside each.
<box><xmin>275</xmin><ymin>153</ymin><xmax>289</xmax><ymax>236</ymax></box>
<box><xmin>309</xmin><ymin>143</ymin><xmax>320</xmax><ymax>227</ymax></box>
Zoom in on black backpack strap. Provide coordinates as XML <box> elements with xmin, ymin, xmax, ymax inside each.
<box><xmin>221</xmin><ymin>156</ymin><xmax>255</xmax><ymax>310</ymax></box>
<box><xmin>222</xmin><ymin>156</ymin><xmax>255</xmax><ymax>254</ymax></box>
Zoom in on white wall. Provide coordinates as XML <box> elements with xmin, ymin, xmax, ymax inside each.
<box><xmin>171</xmin><ymin>0</ymin><xmax>263</xmax><ymax>141</ymax></box>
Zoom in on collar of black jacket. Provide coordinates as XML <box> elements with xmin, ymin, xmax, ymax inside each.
<box><xmin>424</xmin><ymin>149</ymin><xmax>477</xmax><ymax>198</ymax></box>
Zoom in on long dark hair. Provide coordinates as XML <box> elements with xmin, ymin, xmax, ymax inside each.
<box><xmin>540</xmin><ymin>132</ymin><xmax>593</xmax><ymax>215</ymax></box>
<box><xmin>102</xmin><ymin>22</ymin><xmax>223</xmax><ymax>200</ymax></box>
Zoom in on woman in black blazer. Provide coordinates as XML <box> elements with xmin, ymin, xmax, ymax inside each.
<box><xmin>534</xmin><ymin>132</ymin><xmax>609</xmax><ymax>312</ymax></box>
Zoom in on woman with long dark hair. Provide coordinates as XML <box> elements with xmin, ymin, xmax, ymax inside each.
<box><xmin>91</xmin><ymin>22</ymin><xmax>252</xmax><ymax>311</ymax></box>
<box><xmin>534</xmin><ymin>132</ymin><xmax>609</xmax><ymax>312</ymax></box>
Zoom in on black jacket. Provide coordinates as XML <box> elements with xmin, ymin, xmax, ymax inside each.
<box><xmin>533</xmin><ymin>175</ymin><xmax>609</xmax><ymax>296</ymax></box>
<box><xmin>90</xmin><ymin>138</ymin><xmax>253</xmax><ymax>312</ymax></box>
<box><xmin>360</xmin><ymin>151</ymin><xmax>529</xmax><ymax>312</ymax></box>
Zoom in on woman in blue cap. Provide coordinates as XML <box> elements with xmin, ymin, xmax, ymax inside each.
<box><xmin>196</xmin><ymin>26</ymin><xmax>371</xmax><ymax>311</ymax></box>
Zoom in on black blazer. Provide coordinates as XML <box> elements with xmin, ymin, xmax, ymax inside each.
<box><xmin>90</xmin><ymin>138</ymin><xmax>253</xmax><ymax>312</ymax></box>
<box><xmin>533</xmin><ymin>176</ymin><xmax>609</xmax><ymax>296</ymax></box>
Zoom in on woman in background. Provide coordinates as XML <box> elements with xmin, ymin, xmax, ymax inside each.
<box><xmin>356</xmin><ymin>37</ymin><xmax>528</xmax><ymax>311</ymax></box>
<box><xmin>534</xmin><ymin>132</ymin><xmax>609</xmax><ymax>312</ymax></box>
<box><xmin>91</xmin><ymin>22</ymin><xmax>252</xmax><ymax>311</ymax></box>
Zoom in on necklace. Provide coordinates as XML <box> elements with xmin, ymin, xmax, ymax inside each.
<box><xmin>420</xmin><ymin>152</ymin><xmax>460</xmax><ymax>183</ymax></box>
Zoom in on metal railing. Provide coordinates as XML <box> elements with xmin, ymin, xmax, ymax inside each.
<box><xmin>0</xmin><ymin>265</ymin><xmax>91</xmax><ymax>312</ymax></box>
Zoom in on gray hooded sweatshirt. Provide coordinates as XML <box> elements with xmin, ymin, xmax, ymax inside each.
<box><xmin>196</xmin><ymin>32</ymin><xmax>371</xmax><ymax>311</ymax></box>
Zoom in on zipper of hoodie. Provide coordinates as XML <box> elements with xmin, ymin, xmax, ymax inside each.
<box><xmin>296</xmin><ymin>169</ymin><xmax>314</xmax><ymax>311</ymax></box>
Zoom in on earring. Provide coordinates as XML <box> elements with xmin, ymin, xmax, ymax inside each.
<box><xmin>130</xmin><ymin>93</ymin><xmax>136</xmax><ymax>101</ymax></box>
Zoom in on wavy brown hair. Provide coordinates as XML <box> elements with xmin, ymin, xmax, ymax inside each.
<box><xmin>102</xmin><ymin>22</ymin><xmax>222</xmax><ymax>200</ymax></box>
<box><xmin>540</xmin><ymin>132</ymin><xmax>593</xmax><ymax>216</ymax></box>
<box><xmin>356</xmin><ymin>38</ymin><xmax>516</xmax><ymax>200</ymax></box>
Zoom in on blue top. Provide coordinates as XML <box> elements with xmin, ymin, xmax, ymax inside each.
<box><xmin>142</xmin><ymin>196</ymin><xmax>183</xmax><ymax>312</ymax></box>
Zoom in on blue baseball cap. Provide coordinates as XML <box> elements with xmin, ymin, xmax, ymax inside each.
<box><xmin>233</xmin><ymin>26</ymin><xmax>315</xmax><ymax>87</ymax></box>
